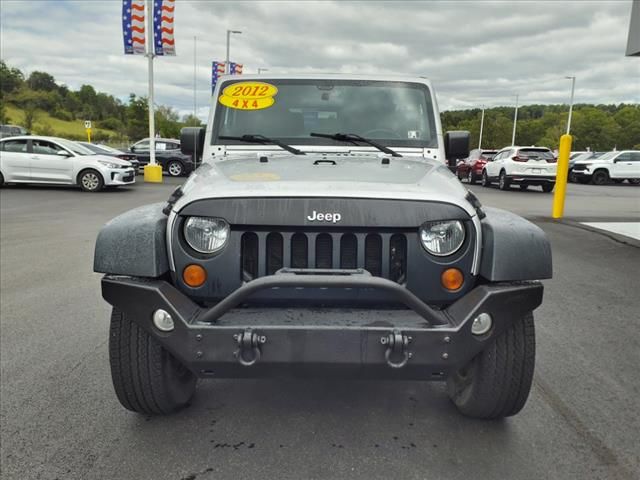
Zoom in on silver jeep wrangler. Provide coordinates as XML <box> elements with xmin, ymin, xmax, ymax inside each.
<box><xmin>95</xmin><ymin>75</ymin><xmax>551</xmax><ymax>419</ymax></box>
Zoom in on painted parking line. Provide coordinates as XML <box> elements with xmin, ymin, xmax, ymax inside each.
<box><xmin>580</xmin><ymin>222</ymin><xmax>640</xmax><ymax>241</ymax></box>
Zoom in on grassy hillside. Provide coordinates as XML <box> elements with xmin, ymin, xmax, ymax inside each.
<box><xmin>5</xmin><ymin>104</ymin><xmax>119</xmax><ymax>141</ymax></box>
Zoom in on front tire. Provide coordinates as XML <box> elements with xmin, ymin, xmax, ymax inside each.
<box><xmin>541</xmin><ymin>183</ymin><xmax>555</xmax><ymax>193</ymax></box>
<box><xmin>167</xmin><ymin>160</ymin><xmax>184</xmax><ymax>177</ymax></box>
<box><xmin>592</xmin><ymin>169</ymin><xmax>609</xmax><ymax>185</ymax></box>
<box><xmin>468</xmin><ymin>169</ymin><xmax>477</xmax><ymax>185</ymax></box>
<box><xmin>447</xmin><ymin>312</ymin><xmax>536</xmax><ymax>419</ymax></box>
<box><xmin>109</xmin><ymin>308</ymin><xmax>197</xmax><ymax>414</ymax></box>
<box><xmin>481</xmin><ymin>170</ymin><xmax>490</xmax><ymax>187</ymax></box>
<box><xmin>78</xmin><ymin>169</ymin><xmax>104</xmax><ymax>192</ymax></box>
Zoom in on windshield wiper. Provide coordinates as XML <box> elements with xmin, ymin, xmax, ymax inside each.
<box><xmin>218</xmin><ymin>134</ymin><xmax>305</xmax><ymax>155</ymax></box>
<box><xmin>310</xmin><ymin>132</ymin><xmax>402</xmax><ymax>157</ymax></box>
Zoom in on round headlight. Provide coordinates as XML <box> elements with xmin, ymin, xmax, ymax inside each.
<box><xmin>420</xmin><ymin>220</ymin><xmax>465</xmax><ymax>256</ymax></box>
<box><xmin>184</xmin><ymin>216</ymin><xmax>229</xmax><ymax>253</ymax></box>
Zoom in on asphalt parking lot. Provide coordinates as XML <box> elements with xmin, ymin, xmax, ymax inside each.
<box><xmin>1</xmin><ymin>178</ymin><xmax>639</xmax><ymax>480</ymax></box>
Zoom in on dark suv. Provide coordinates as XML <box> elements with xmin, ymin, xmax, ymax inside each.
<box><xmin>129</xmin><ymin>138</ymin><xmax>194</xmax><ymax>176</ymax></box>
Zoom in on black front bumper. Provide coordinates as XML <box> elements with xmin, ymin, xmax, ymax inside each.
<box><xmin>102</xmin><ymin>271</ymin><xmax>543</xmax><ymax>380</ymax></box>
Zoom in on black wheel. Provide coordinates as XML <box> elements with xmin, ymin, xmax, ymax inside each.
<box><xmin>519</xmin><ymin>184</ymin><xmax>528</xmax><ymax>191</ymax></box>
<box><xmin>0</xmin><ymin>172</ymin><xmax>4</xmax><ymax>187</ymax></box>
<box><xmin>468</xmin><ymin>169</ymin><xmax>477</xmax><ymax>185</ymax></box>
<box><xmin>167</xmin><ymin>160</ymin><xmax>184</xmax><ymax>177</ymax></box>
<box><xmin>592</xmin><ymin>169</ymin><xmax>609</xmax><ymax>185</ymax></box>
<box><xmin>457</xmin><ymin>170</ymin><xmax>465</xmax><ymax>182</ymax></box>
<box><xmin>109</xmin><ymin>308</ymin><xmax>196</xmax><ymax>414</ymax></box>
<box><xmin>447</xmin><ymin>312</ymin><xmax>535</xmax><ymax>419</ymax></box>
<box><xmin>541</xmin><ymin>183</ymin><xmax>555</xmax><ymax>193</ymax></box>
<box><xmin>78</xmin><ymin>169</ymin><xmax>104</xmax><ymax>192</ymax></box>
<box><xmin>498</xmin><ymin>170</ymin><xmax>510</xmax><ymax>190</ymax></box>
<box><xmin>629</xmin><ymin>179</ymin><xmax>640</xmax><ymax>185</ymax></box>
<box><xmin>481</xmin><ymin>170</ymin><xmax>490</xmax><ymax>187</ymax></box>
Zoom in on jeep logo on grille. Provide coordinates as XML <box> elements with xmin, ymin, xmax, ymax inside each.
<box><xmin>307</xmin><ymin>210</ymin><xmax>342</xmax><ymax>223</ymax></box>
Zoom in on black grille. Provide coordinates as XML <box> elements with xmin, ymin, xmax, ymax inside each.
<box><xmin>266</xmin><ymin>233</ymin><xmax>283</xmax><ymax>275</ymax></box>
<box><xmin>239</xmin><ymin>231</ymin><xmax>408</xmax><ymax>283</ymax></box>
<box><xmin>241</xmin><ymin>233</ymin><xmax>259</xmax><ymax>281</ymax></box>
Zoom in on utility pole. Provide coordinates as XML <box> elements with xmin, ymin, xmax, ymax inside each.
<box><xmin>478</xmin><ymin>105</ymin><xmax>485</xmax><ymax>149</ymax></box>
<box><xmin>511</xmin><ymin>94</ymin><xmax>519</xmax><ymax>146</ymax></box>
<box><xmin>225</xmin><ymin>30</ymin><xmax>242</xmax><ymax>74</ymax></box>
<box><xmin>565</xmin><ymin>76</ymin><xmax>576</xmax><ymax>135</ymax></box>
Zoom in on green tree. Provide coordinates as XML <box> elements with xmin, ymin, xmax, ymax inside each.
<box><xmin>182</xmin><ymin>114</ymin><xmax>203</xmax><ymax>126</ymax></box>
<box><xmin>126</xmin><ymin>94</ymin><xmax>148</xmax><ymax>140</ymax></box>
<box><xmin>571</xmin><ymin>108</ymin><xmax>621</xmax><ymax>150</ymax></box>
<box><xmin>613</xmin><ymin>105</ymin><xmax>640</xmax><ymax>149</ymax></box>
<box><xmin>0</xmin><ymin>60</ymin><xmax>24</xmax><ymax>95</ymax></box>
<box><xmin>26</xmin><ymin>71</ymin><xmax>57</xmax><ymax>91</ymax></box>
<box><xmin>23</xmin><ymin>103</ymin><xmax>38</xmax><ymax>130</ymax></box>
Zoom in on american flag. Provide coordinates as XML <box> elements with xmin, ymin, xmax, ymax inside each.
<box><xmin>122</xmin><ymin>0</ymin><xmax>145</xmax><ymax>55</ymax></box>
<box><xmin>153</xmin><ymin>0</ymin><xmax>175</xmax><ymax>56</ymax></box>
<box><xmin>211</xmin><ymin>61</ymin><xmax>226</xmax><ymax>93</ymax></box>
<box><xmin>230</xmin><ymin>62</ymin><xmax>243</xmax><ymax>74</ymax></box>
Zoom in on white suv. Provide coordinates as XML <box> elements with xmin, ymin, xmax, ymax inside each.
<box><xmin>571</xmin><ymin>150</ymin><xmax>640</xmax><ymax>185</ymax></box>
<box><xmin>482</xmin><ymin>146</ymin><xmax>557</xmax><ymax>192</ymax></box>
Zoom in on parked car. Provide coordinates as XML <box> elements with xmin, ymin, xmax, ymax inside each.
<box><xmin>129</xmin><ymin>138</ymin><xmax>194</xmax><ymax>176</ymax></box>
<box><xmin>455</xmin><ymin>149</ymin><xmax>497</xmax><ymax>184</ymax></box>
<box><xmin>0</xmin><ymin>136</ymin><xmax>136</xmax><ymax>192</ymax></box>
<box><xmin>568</xmin><ymin>151</ymin><xmax>604</xmax><ymax>182</ymax></box>
<box><xmin>0</xmin><ymin>124</ymin><xmax>29</xmax><ymax>139</ymax></box>
<box><xmin>77</xmin><ymin>142</ymin><xmax>140</xmax><ymax>171</ymax></box>
<box><xmin>482</xmin><ymin>146</ymin><xmax>557</xmax><ymax>192</ymax></box>
<box><xmin>571</xmin><ymin>150</ymin><xmax>640</xmax><ymax>185</ymax></box>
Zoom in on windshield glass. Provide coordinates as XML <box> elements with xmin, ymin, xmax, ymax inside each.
<box><xmin>56</xmin><ymin>138</ymin><xmax>95</xmax><ymax>156</ymax></box>
<box><xmin>213</xmin><ymin>79</ymin><xmax>438</xmax><ymax>148</ymax></box>
<box><xmin>519</xmin><ymin>148</ymin><xmax>554</xmax><ymax>159</ymax></box>
<box><xmin>594</xmin><ymin>151</ymin><xmax>618</xmax><ymax>161</ymax></box>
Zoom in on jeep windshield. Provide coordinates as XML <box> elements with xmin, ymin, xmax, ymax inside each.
<box><xmin>212</xmin><ymin>79</ymin><xmax>438</xmax><ymax>149</ymax></box>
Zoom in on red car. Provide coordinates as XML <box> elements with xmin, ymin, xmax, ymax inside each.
<box><xmin>456</xmin><ymin>149</ymin><xmax>497</xmax><ymax>184</ymax></box>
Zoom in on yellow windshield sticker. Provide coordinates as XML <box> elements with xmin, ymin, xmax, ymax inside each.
<box><xmin>219</xmin><ymin>82</ymin><xmax>278</xmax><ymax>110</ymax></box>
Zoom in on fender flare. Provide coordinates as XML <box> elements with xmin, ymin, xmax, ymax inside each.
<box><xmin>94</xmin><ymin>203</ymin><xmax>169</xmax><ymax>277</ymax></box>
<box><xmin>479</xmin><ymin>207</ymin><xmax>552</xmax><ymax>281</ymax></box>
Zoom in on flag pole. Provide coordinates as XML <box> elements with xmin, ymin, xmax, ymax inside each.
<box><xmin>143</xmin><ymin>0</ymin><xmax>161</xmax><ymax>182</ymax></box>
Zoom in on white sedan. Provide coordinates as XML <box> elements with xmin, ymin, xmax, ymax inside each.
<box><xmin>0</xmin><ymin>136</ymin><xmax>136</xmax><ymax>192</ymax></box>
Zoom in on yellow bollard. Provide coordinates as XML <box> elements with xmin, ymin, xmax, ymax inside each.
<box><xmin>143</xmin><ymin>164</ymin><xmax>163</xmax><ymax>183</ymax></box>
<box><xmin>552</xmin><ymin>134</ymin><xmax>572</xmax><ymax>219</ymax></box>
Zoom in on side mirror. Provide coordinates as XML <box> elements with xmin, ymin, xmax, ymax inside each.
<box><xmin>181</xmin><ymin>127</ymin><xmax>206</xmax><ymax>159</ymax></box>
<box><xmin>130</xmin><ymin>145</ymin><xmax>138</xmax><ymax>152</ymax></box>
<box><xmin>57</xmin><ymin>150</ymin><xmax>72</xmax><ymax>157</ymax></box>
<box><xmin>444</xmin><ymin>131</ymin><xmax>470</xmax><ymax>165</ymax></box>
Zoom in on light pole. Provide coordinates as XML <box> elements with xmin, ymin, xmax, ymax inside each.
<box><xmin>565</xmin><ymin>76</ymin><xmax>576</xmax><ymax>135</ymax></box>
<box><xmin>258</xmin><ymin>68</ymin><xmax>269</xmax><ymax>74</ymax></box>
<box><xmin>478</xmin><ymin>105</ymin><xmax>485</xmax><ymax>149</ymax></box>
<box><xmin>511</xmin><ymin>94</ymin><xmax>519</xmax><ymax>146</ymax></box>
<box><xmin>225</xmin><ymin>30</ymin><xmax>242</xmax><ymax>74</ymax></box>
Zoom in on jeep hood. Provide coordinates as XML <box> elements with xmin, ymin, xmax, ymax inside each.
<box><xmin>173</xmin><ymin>152</ymin><xmax>474</xmax><ymax>215</ymax></box>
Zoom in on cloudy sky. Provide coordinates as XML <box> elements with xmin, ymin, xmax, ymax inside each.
<box><xmin>1</xmin><ymin>0</ymin><xmax>638</xmax><ymax>119</ymax></box>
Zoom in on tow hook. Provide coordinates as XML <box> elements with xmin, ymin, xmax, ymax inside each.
<box><xmin>233</xmin><ymin>328</ymin><xmax>266</xmax><ymax>367</ymax></box>
<box><xmin>380</xmin><ymin>329</ymin><xmax>412</xmax><ymax>369</ymax></box>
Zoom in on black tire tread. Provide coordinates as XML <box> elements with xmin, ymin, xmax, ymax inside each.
<box><xmin>109</xmin><ymin>308</ymin><xmax>195</xmax><ymax>414</ymax></box>
<box><xmin>448</xmin><ymin>312</ymin><xmax>535</xmax><ymax>419</ymax></box>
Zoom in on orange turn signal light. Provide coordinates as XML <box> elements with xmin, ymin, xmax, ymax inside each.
<box><xmin>183</xmin><ymin>264</ymin><xmax>207</xmax><ymax>288</ymax></box>
<box><xmin>441</xmin><ymin>268</ymin><xmax>464</xmax><ymax>291</ymax></box>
